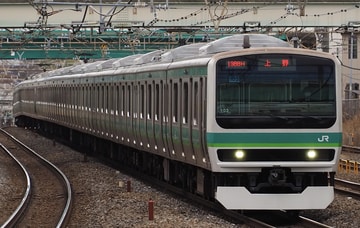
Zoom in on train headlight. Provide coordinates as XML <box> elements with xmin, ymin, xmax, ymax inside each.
<box><xmin>306</xmin><ymin>150</ymin><xmax>317</xmax><ymax>160</ymax></box>
<box><xmin>234</xmin><ymin>150</ymin><xmax>245</xmax><ymax>160</ymax></box>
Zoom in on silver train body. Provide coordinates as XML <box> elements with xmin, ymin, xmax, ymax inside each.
<box><xmin>13</xmin><ymin>34</ymin><xmax>342</xmax><ymax>210</ymax></box>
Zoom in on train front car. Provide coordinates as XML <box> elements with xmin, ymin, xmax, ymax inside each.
<box><xmin>206</xmin><ymin>35</ymin><xmax>342</xmax><ymax>210</ymax></box>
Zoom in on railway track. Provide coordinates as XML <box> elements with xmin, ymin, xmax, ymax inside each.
<box><xmin>342</xmin><ymin>145</ymin><xmax>360</xmax><ymax>154</ymax></box>
<box><xmin>0</xmin><ymin>129</ymin><xmax>72</xmax><ymax>227</ymax></box>
<box><xmin>335</xmin><ymin>178</ymin><xmax>360</xmax><ymax>200</ymax></box>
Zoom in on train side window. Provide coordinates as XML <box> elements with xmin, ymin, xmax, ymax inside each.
<box><xmin>121</xmin><ymin>85</ymin><xmax>125</xmax><ymax>116</ymax></box>
<box><xmin>89</xmin><ymin>85</ymin><xmax>92</xmax><ymax>111</ymax></box>
<box><xmin>115</xmin><ymin>85</ymin><xmax>119</xmax><ymax>116</ymax></box>
<box><xmin>183</xmin><ymin>82</ymin><xmax>188</xmax><ymax>124</ymax></box>
<box><xmin>109</xmin><ymin>84</ymin><xmax>114</xmax><ymax>115</ymax></box>
<box><xmin>133</xmin><ymin>84</ymin><xmax>138</xmax><ymax>118</ymax></box>
<box><xmin>93</xmin><ymin>85</ymin><xmax>97</xmax><ymax>112</ymax></box>
<box><xmin>99</xmin><ymin>85</ymin><xmax>102</xmax><ymax>113</ymax></box>
<box><xmin>68</xmin><ymin>85</ymin><xmax>71</xmax><ymax>107</ymax></box>
<box><xmin>155</xmin><ymin>83</ymin><xmax>160</xmax><ymax>121</ymax></box>
<box><xmin>107</xmin><ymin>84</ymin><xmax>110</xmax><ymax>114</ymax></box>
<box><xmin>173</xmin><ymin>82</ymin><xmax>178</xmax><ymax>123</ymax></box>
<box><xmin>164</xmin><ymin>83</ymin><xmax>169</xmax><ymax>122</ymax></box>
<box><xmin>92</xmin><ymin>86</ymin><xmax>95</xmax><ymax>112</ymax></box>
<box><xmin>193</xmin><ymin>81</ymin><xmax>198</xmax><ymax>126</ymax></box>
<box><xmin>100</xmin><ymin>85</ymin><xmax>104</xmax><ymax>113</ymax></box>
<box><xmin>83</xmin><ymin>86</ymin><xmax>86</xmax><ymax>111</ymax></box>
<box><xmin>147</xmin><ymin>83</ymin><xmax>152</xmax><ymax>120</ymax></box>
<box><xmin>86</xmin><ymin>86</ymin><xmax>89</xmax><ymax>111</ymax></box>
<box><xmin>85</xmin><ymin>86</ymin><xmax>88</xmax><ymax>111</ymax></box>
<box><xmin>95</xmin><ymin>85</ymin><xmax>99</xmax><ymax>112</ymax></box>
<box><xmin>104</xmin><ymin>85</ymin><xmax>108</xmax><ymax>114</ymax></box>
<box><xmin>72</xmin><ymin>85</ymin><xmax>76</xmax><ymax>109</ymax></box>
<box><xmin>108</xmin><ymin>84</ymin><xmax>112</xmax><ymax>114</ymax></box>
<box><xmin>72</xmin><ymin>85</ymin><xmax>75</xmax><ymax>109</ymax></box>
<box><xmin>93</xmin><ymin>86</ymin><xmax>96</xmax><ymax>112</ymax></box>
<box><xmin>79</xmin><ymin>86</ymin><xmax>83</xmax><ymax>110</ymax></box>
<box><xmin>68</xmin><ymin>86</ymin><xmax>71</xmax><ymax>109</ymax></box>
<box><xmin>140</xmin><ymin>84</ymin><xmax>145</xmax><ymax>119</ymax></box>
<box><xmin>127</xmin><ymin>84</ymin><xmax>131</xmax><ymax>117</ymax></box>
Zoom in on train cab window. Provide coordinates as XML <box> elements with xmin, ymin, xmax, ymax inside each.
<box><xmin>215</xmin><ymin>54</ymin><xmax>336</xmax><ymax>129</ymax></box>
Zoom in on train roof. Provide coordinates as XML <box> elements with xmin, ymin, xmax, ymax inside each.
<box><xmin>199</xmin><ymin>34</ymin><xmax>291</xmax><ymax>55</ymax></box>
<box><xmin>161</xmin><ymin>43</ymin><xmax>208</xmax><ymax>62</ymax></box>
<box><xmin>32</xmin><ymin>34</ymin><xmax>291</xmax><ymax>79</ymax></box>
<box><xmin>112</xmin><ymin>54</ymin><xmax>143</xmax><ymax>68</ymax></box>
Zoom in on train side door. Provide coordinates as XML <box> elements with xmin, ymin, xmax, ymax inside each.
<box><xmin>163</xmin><ymin>81</ymin><xmax>172</xmax><ymax>158</ymax></box>
<box><xmin>169</xmin><ymin>79</ymin><xmax>184</xmax><ymax>161</ymax></box>
<box><xmin>125</xmin><ymin>83</ymin><xmax>133</xmax><ymax>146</ymax></box>
<box><xmin>137</xmin><ymin>81</ymin><xmax>148</xmax><ymax>150</ymax></box>
<box><xmin>180</xmin><ymin>78</ymin><xmax>195</xmax><ymax>164</ymax></box>
<box><xmin>153</xmin><ymin>80</ymin><xmax>165</xmax><ymax>155</ymax></box>
<box><xmin>192</xmin><ymin>77</ymin><xmax>210</xmax><ymax>169</ymax></box>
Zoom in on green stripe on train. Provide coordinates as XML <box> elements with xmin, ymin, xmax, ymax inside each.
<box><xmin>206</xmin><ymin>132</ymin><xmax>342</xmax><ymax>147</ymax></box>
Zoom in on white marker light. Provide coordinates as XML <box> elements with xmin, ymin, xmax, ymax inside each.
<box><xmin>307</xmin><ymin>150</ymin><xmax>317</xmax><ymax>159</ymax></box>
<box><xmin>235</xmin><ymin>150</ymin><xmax>245</xmax><ymax>160</ymax></box>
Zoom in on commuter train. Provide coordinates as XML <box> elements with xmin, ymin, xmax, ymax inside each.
<box><xmin>13</xmin><ymin>34</ymin><xmax>342</xmax><ymax>210</ymax></box>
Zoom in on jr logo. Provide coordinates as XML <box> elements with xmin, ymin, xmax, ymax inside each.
<box><xmin>317</xmin><ymin>135</ymin><xmax>329</xmax><ymax>142</ymax></box>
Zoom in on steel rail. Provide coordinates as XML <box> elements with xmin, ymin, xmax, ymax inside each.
<box><xmin>0</xmin><ymin>129</ymin><xmax>73</xmax><ymax>228</ymax></box>
<box><xmin>0</xmin><ymin>143</ymin><xmax>31</xmax><ymax>228</ymax></box>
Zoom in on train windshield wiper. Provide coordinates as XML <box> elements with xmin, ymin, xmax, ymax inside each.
<box><xmin>299</xmin><ymin>114</ymin><xmax>323</xmax><ymax>120</ymax></box>
<box><xmin>268</xmin><ymin>114</ymin><xmax>289</xmax><ymax>120</ymax></box>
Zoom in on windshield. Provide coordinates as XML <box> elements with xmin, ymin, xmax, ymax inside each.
<box><xmin>216</xmin><ymin>54</ymin><xmax>336</xmax><ymax>129</ymax></box>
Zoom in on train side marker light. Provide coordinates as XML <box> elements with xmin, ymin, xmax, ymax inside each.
<box><xmin>235</xmin><ymin>150</ymin><xmax>245</xmax><ymax>160</ymax></box>
<box><xmin>306</xmin><ymin>150</ymin><xmax>317</xmax><ymax>159</ymax></box>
